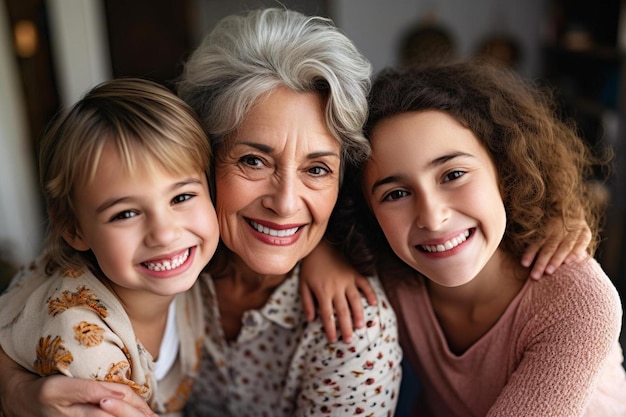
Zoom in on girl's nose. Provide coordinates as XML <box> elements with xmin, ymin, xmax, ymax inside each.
<box><xmin>145</xmin><ymin>211</ymin><xmax>181</xmax><ymax>247</ymax></box>
<box><xmin>414</xmin><ymin>195</ymin><xmax>448</xmax><ymax>230</ymax></box>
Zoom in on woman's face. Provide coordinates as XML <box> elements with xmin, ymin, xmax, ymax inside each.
<box><xmin>363</xmin><ymin>110</ymin><xmax>507</xmax><ymax>287</ymax></box>
<box><xmin>214</xmin><ymin>86</ymin><xmax>341</xmax><ymax>275</ymax></box>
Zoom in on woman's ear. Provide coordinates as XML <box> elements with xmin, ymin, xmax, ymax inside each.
<box><xmin>62</xmin><ymin>229</ymin><xmax>90</xmax><ymax>251</ymax></box>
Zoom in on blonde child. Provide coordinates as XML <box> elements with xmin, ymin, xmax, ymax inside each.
<box><xmin>0</xmin><ymin>78</ymin><xmax>219</xmax><ymax>415</ymax></box>
<box><xmin>354</xmin><ymin>61</ymin><xmax>625</xmax><ymax>416</ymax></box>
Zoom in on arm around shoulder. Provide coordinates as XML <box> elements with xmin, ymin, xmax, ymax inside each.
<box><xmin>297</xmin><ymin>276</ymin><xmax>402</xmax><ymax>416</ymax></box>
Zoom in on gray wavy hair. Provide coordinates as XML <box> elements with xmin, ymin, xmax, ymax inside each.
<box><xmin>177</xmin><ymin>7</ymin><xmax>372</xmax><ymax>165</ymax></box>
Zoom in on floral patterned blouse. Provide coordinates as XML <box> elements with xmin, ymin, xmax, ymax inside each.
<box><xmin>0</xmin><ymin>258</ymin><xmax>205</xmax><ymax>415</ymax></box>
<box><xmin>185</xmin><ymin>267</ymin><xmax>402</xmax><ymax>417</ymax></box>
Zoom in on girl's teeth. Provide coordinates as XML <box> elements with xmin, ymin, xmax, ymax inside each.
<box><xmin>249</xmin><ymin>220</ymin><xmax>299</xmax><ymax>237</ymax></box>
<box><xmin>421</xmin><ymin>230</ymin><xmax>470</xmax><ymax>253</ymax></box>
<box><xmin>144</xmin><ymin>249</ymin><xmax>190</xmax><ymax>271</ymax></box>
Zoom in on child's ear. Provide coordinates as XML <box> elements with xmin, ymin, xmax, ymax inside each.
<box><xmin>62</xmin><ymin>229</ymin><xmax>90</xmax><ymax>251</ymax></box>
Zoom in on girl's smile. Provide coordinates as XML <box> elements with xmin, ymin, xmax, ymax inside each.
<box><xmin>68</xmin><ymin>143</ymin><xmax>219</xmax><ymax>298</ymax></box>
<box><xmin>364</xmin><ymin>110</ymin><xmax>507</xmax><ymax>288</ymax></box>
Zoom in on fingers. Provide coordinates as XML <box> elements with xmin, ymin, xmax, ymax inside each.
<box><xmin>520</xmin><ymin>243</ymin><xmax>540</xmax><ymax>268</ymax></box>
<box><xmin>333</xmin><ymin>296</ymin><xmax>354</xmax><ymax>344</ymax></box>
<box><xmin>528</xmin><ymin>238</ymin><xmax>560</xmax><ymax>279</ymax></box>
<box><xmin>99</xmin><ymin>383</ymin><xmax>155</xmax><ymax>416</ymax></box>
<box><xmin>318</xmin><ymin>297</ymin><xmax>338</xmax><ymax>343</ymax></box>
<box><xmin>100</xmin><ymin>398</ymin><xmax>157</xmax><ymax>417</ymax></box>
<box><xmin>523</xmin><ymin>217</ymin><xmax>593</xmax><ymax>280</ymax></box>
<box><xmin>299</xmin><ymin>280</ymin><xmax>317</xmax><ymax>322</ymax></box>
<box><xmin>565</xmin><ymin>226</ymin><xmax>592</xmax><ymax>263</ymax></box>
<box><xmin>529</xmin><ymin>242</ymin><xmax>566</xmax><ymax>279</ymax></box>
<box><xmin>33</xmin><ymin>379</ymin><xmax>154</xmax><ymax>417</ymax></box>
<box><xmin>354</xmin><ymin>276</ymin><xmax>378</xmax><ymax>307</ymax></box>
<box><xmin>51</xmin><ymin>379</ymin><xmax>125</xmax><ymax>405</ymax></box>
<box><xmin>527</xmin><ymin>230</ymin><xmax>591</xmax><ymax>280</ymax></box>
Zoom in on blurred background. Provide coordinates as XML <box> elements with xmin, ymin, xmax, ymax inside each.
<box><xmin>1</xmin><ymin>0</ymin><xmax>625</xmax><ymax>350</ymax></box>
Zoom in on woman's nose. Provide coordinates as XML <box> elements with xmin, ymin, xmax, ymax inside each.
<box><xmin>262</xmin><ymin>173</ymin><xmax>302</xmax><ymax>217</ymax></box>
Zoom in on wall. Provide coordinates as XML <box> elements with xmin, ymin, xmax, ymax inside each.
<box><xmin>331</xmin><ymin>0</ymin><xmax>546</xmax><ymax>77</ymax></box>
<box><xmin>0</xmin><ymin>0</ymin><xmax>558</xmax><ymax>269</ymax></box>
<box><xmin>0</xmin><ymin>1</ymin><xmax>43</xmax><ymax>266</ymax></box>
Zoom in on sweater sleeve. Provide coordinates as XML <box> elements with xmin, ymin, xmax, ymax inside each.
<box><xmin>486</xmin><ymin>260</ymin><xmax>623</xmax><ymax>417</ymax></box>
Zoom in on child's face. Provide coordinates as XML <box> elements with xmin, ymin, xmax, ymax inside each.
<box><xmin>363</xmin><ymin>110</ymin><xmax>507</xmax><ymax>287</ymax></box>
<box><xmin>66</xmin><ymin>143</ymin><xmax>218</xmax><ymax>297</ymax></box>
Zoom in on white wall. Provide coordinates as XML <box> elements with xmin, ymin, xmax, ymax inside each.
<box><xmin>47</xmin><ymin>0</ymin><xmax>111</xmax><ymax>106</ymax></box>
<box><xmin>331</xmin><ymin>0</ymin><xmax>547</xmax><ymax>77</ymax></box>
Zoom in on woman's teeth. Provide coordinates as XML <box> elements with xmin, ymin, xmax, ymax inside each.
<box><xmin>421</xmin><ymin>230</ymin><xmax>470</xmax><ymax>253</ymax></box>
<box><xmin>249</xmin><ymin>220</ymin><xmax>299</xmax><ymax>237</ymax></box>
<box><xmin>144</xmin><ymin>249</ymin><xmax>190</xmax><ymax>271</ymax></box>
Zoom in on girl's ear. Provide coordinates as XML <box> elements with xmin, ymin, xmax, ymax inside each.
<box><xmin>62</xmin><ymin>229</ymin><xmax>90</xmax><ymax>251</ymax></box>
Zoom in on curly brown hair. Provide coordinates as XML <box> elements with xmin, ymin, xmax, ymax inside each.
<box><xmin>330</xmin><ymin>60</ymin><xmax>607</xmax><ymax>275</ymax></box>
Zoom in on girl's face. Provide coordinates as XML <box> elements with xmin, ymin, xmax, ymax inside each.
<box><xmin>67</xmin><ymin>143</ymin><xmax>219</xmax><ymax>297</ymax></box>
<box><xmin>363</xmin><ymin>110</ymin><xmax>507</xmax><ymax>287</ymax></box>
<box><xmin>214</xmin><ymin>86</ymin><xmax>341</xmax><ymax>276</ymax></box>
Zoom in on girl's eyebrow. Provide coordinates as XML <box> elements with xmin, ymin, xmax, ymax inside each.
<box><xmin>369</xmin><ymin>151</ymin><xmax>474</xmax><ymax>195</ymax></box>
<box><xmin>429</xmin><ymin>151</ymin><xmax>474</xmax><ymax>168</ymax></box>
<box><xmin>95</xmin><ymin>178</ymin><xmax>203</xmax><ymax>213</ymax></box>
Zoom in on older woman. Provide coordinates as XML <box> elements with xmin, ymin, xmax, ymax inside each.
<box><xmin>0</xmin><ymin>8</ymin><xmax>401</xmax><ymax>417</ymax></box>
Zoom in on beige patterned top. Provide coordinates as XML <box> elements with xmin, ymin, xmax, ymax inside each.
<box><xmin>0</xmin><ymin>257</ymin><xmax>205</xmax><ymax>415</ymax></box>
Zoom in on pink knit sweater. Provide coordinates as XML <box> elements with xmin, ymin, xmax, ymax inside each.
<box><xmin>386</xmin><ymin>258</ymin><xmax>626</xmax><ymax>416</ymax></box>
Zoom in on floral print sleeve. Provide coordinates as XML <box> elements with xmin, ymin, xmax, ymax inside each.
<box><xmin>0</xmin><ymin>266</ymin><xmax>155</xmax><ymax>401</ymax></box>
<box><xmin>0</xmin><ymin>258</ymin><xmax>204</xmax><ymax>415</ymax></box>
<box><xmin>296</xmin><ymin>276</ymin><xmax>402</xmax><ymax>417</ymax></box>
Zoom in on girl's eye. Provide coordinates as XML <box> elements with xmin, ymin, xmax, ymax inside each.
<box><xmin>172</xmin><ymin>193</ymin><xmax>194</xmax><ymax>204</ymax></box>
<box><xmin>111</xmin><ymin>210</ymin><xmax>137</xmax><ymax>222</ymax></box>
<box><xmin>308</xmin><ymin>165</ymin><xmax>330</xmax><ymax>176</ymax></box>
<box><xmin>240</xmin><ymin>155</ymin><xmax>263</xmax><ymax>167</ymax></box>
<box><xmin>443</xmin><ymin>170</ymin><xmax>465</xmax><ymax>182</ymax></box>
<box><xmin>382</xmin><ymin>190</ymin><xmax>409</xmax><ymax>201</ymax></box>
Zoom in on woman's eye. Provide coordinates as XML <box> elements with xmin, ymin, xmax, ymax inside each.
<box><xmin>383</xmin><ymin>190</ymin><xmax>409</xmax><ymax>201</ymax></box>
<box><xmin>172</xmin><ymin>193</ymin><xmax>194</xmax><ymax>204</ymax></box>
<box><xmin>443</xmin><ymin>170</ymin><xmax>465</xmax><ymax>182</ymax></box>
<box><xmin>308</xmin><ymin>165</ymin><xmax>330</xmax><ymax>176</ymax></box>
<box><xmin>240</xmin><ymin>155</ymin><xmax>263</xmax><ymax>167</ymax></box>
<box><xmin>111</xmin><ymin>210</ymin><xmax>137</xmax><ymax>221</ymax></box>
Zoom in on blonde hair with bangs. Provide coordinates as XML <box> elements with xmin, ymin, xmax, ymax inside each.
<box><xmin>40</xmin><ymin>78</ymin><xmax>211</xmax><ymax>275</ymax></box>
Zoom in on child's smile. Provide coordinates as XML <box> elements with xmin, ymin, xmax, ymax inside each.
<box><xmin>67</xmin><ymin>143</ymin><xmax>219</xmax><ymax>298</ymax></box>
<box><xmin>364</xmin><ymin>110</ymin><xmax>507</xmax><ymax>288</ymax></box>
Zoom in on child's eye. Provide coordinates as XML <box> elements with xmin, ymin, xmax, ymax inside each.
<box><xmin>172</xmin><ymin>193</ymin><xmax>194</xmax><ymax>204</ymax></box>
<box><xmin>110</xmin><ymin>210</ymin><xmax>137</xmax><ymax>222</ymax></box>
<box><xmin>443</xmin><ymin>170</ymin><xmax>465</xmax><ymax>182</ymax></box>
<box><xmin>382</xmin><ymin>190</ymin><xmax>409</xmax><ymax>201</ymax></box>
